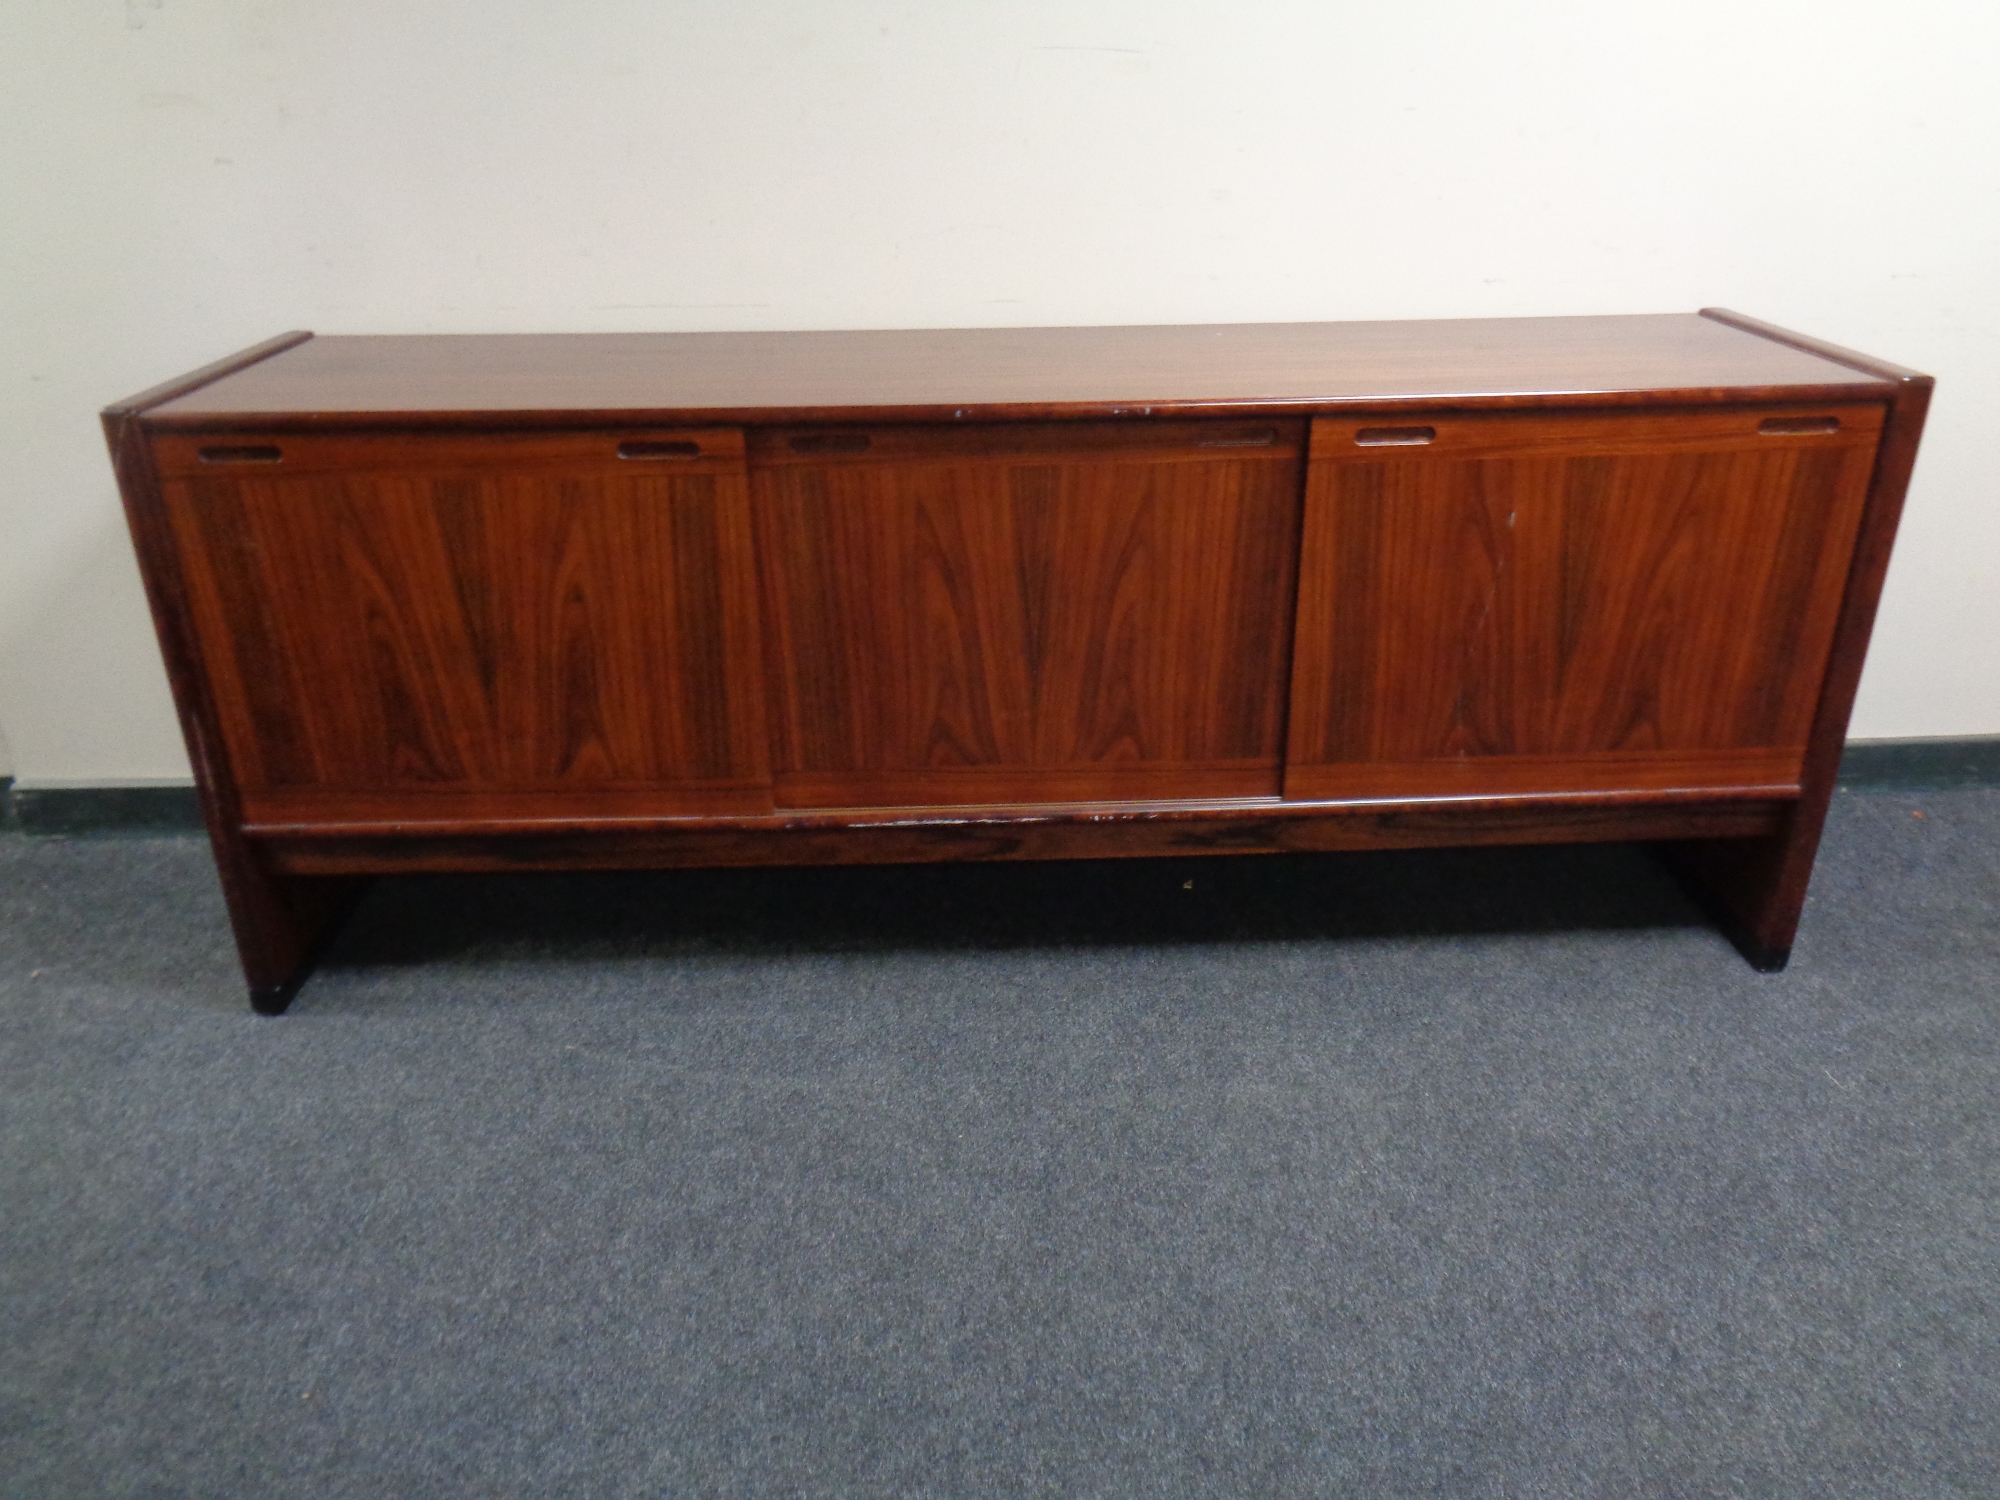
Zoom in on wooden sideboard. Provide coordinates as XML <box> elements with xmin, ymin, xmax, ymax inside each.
<box><xmin>102</xmin><ymin>312</ymin><xmax>1931</xmax><ymax>1011</ymax></box>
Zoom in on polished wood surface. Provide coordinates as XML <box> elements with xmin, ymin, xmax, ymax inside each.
<box><xmin>144</xmin><ymin>315</ymin><xmax>1891</xmax><ymax>428</ymax></box>
<box><xmin>104</xmin><ymin>330</ymin><xmax>313</xmax><ymax>419</ymax></box>
<box><xmin>238</xmin><ymin>779</ymin><xmax>1785</xmax><ymax>843</ymax></box>
<box><xmin>103</xmin><ymin>337</ymin><xmax>365</xmax><ymax>1011</ymax></box>
<box><xmin>753</xmin><ymin>420</ymin><xmax>1302</xmax><ymax>807</ymax></box>
<box><xmin>103</xmin><ymin>313</ymin><xmax>1930</xmax><ymax>1001</ymax></box>
<box><xmin>254</xmin><ymin>798</ymin><xmax>1790</xmax><ymax>875</ymax></box>
<box><xmin>1286</xmin><ymin>406</ymin><xmax>1881</xmax><ymax>802</ymax></box>
<box><xmin>1699</xmin><ymin>308</ymin><xmax>1929</xmax><ymax>382</ymax></box>
<box><xmin>1285</xmin><ymin>751</ymin><xmax>1803</xmax><ymax>803</ymax></box>
<box><xmin>160</xmin><ymin>429</ymin><xmax>771</xmax><ymax>817</ymax></box>
<box><xmin>1663</xmin><ymin>326</ymin><xmax>1935</xmax><ymax>963</ymax></box>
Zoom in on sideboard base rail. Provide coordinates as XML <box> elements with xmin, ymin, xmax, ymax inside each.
<box><xmin>230</xmin><ymin>802</ymin><xmax>1795</xmax><ymax>1012</ymax></box>
<box><xmin>248</xmin><ymin>797</ymin><xmax>1791</xmax><ymax>876</ymax></box>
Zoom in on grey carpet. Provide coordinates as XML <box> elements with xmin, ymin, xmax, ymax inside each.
<box><xmin>3</xmin><ymin>790</ymin><xmax>1996</xmax><ymax>1497</ymax></box>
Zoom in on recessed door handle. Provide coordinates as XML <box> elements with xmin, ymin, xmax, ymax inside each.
<box><xmin>197</xmin><ymin>445</ymin><xmax>283</xmax><ymax>464</ymax></box>
<box><xmin>617</xmin><ymin>440</ymin><xmax>703</xmax><ymax>460</ymax></box>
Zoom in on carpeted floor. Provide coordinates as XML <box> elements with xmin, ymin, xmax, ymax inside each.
<box><xmin>3</xmin><ymin>789</ymin><xmax>1996</xmax><ymax>1497</ymax></box>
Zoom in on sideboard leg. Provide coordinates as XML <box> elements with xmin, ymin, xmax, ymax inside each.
<box><xmin>1655</xmin><ymin>820</ymin><xmax>1816</xmax><ymax>973</ymax></box>
<box><xmin>214</xmin><ymin>847</ymin><xmax>368</xmax><ymax>1014</ymax></box>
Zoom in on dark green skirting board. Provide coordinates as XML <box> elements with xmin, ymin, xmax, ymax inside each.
<box><xmin>1</xmin><ymin>777</ymin><xmax>204</xmax><ymax>835</ymax></box>
<box><xmin>1836</xmin><ymin>735</ymin><xmax>2000</xmax><ymax>791</ymax></box>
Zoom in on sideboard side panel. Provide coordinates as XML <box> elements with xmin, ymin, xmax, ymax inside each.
<box><xmin>106</xmin><ymin>382</ymin><xmax>364</xmax><ymax>1013</ymax></box>
<box><xmin>1662</xmin><ymin>359</ymin><xmax>1934</xmax><ymax>964</ymax></box>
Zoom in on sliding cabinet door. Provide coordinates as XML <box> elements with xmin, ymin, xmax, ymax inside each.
<box><xmin>753</xmin><ymin>420</ymin><xmax>1304</xmax><ymax>809</ymax></box>
<box><xmin>157</xmin><ymin>428</ymin><xmax>771</xmax><ymax>828</ymax></box>
<box><xmin>1286</xmin><ymin>407</ymin><xmax>1884</xmax><ymax>802</ymax></box>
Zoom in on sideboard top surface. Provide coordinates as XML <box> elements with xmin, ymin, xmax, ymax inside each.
<box><xmin>141</xmin><ymin>313</ymin><xmax>1895</xmax><ymax>427</ymax></box>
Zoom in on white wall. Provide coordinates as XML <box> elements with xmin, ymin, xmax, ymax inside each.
<box><xmin>3</xmin><ymin>0</ymin><xmax>1995</xmax><ymax>784</ymax></box>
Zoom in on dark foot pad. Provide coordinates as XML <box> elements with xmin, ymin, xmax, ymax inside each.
<box><xmin>1730</xmin><ymin>935</ymin><xmax>1792</xmax><ymax>973</ymax></box>
<box><xmin>249</xmin><ymin>979</ymin><xmax>305</xmax><ymax>1016</ymax></box>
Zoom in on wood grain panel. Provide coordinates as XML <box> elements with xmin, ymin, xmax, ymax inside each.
<box><xmin>1287</xmin><ymin>407</ymin><xmax>1882</xmax><ymax>800</ymax></box>
<box><xmin>105</xmin><ymin>345</ymin><xmax>366</xmax><ymax>1012</ymax></box>
<box><xmin>239</xmin><ymin>786</ymin><xmax>775</xmax><ymax>829</ymax></box>
<box><xmin>164</xmin><ymin>428</ymin><xmax>771</xmax><ymax>814</ymax></box>
<box><xmin>1664</xmin><ymin>320</ymin><xmax>1936</xmax><ymax>964</ymax></box>
<box><xmin>142</xmin><ymin>316</ymin><xmax>1892</xmax><ymax>429</ymax></box>
<box><xmin>1284</xmin><ymin>749</ymin><xmax>1801</xmax><ymax>803</ymax></box>
<box><xmin>152</xmin><ymin>426</ymin><xmax>746</xmax><ymax>479</ymax></box>
<box><xmin>771</xmin><ymin>763</ymin><xmax>1280</xmax><ymax>809</ymax></box>
<box><xmin>754</xmin><ymin>421</ymin><xmax>1304</xmax><ymax>807</ymax></box>
<box><xmin>253</xmin><ymin>798</ymin><xmax>1790</xmax><ymax>876</ymax></box>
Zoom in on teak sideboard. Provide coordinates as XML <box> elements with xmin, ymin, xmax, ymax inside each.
<box><xmin>102</xmin><ymin>312</ymin><xmax>1931</xmax><ymax>1011</ymax></box>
